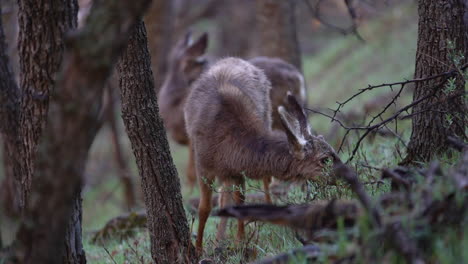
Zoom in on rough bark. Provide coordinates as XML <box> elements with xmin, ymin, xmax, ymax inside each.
<box><xmin>16</xmin><ymin>0</ymin><xmax>78</xmax><ymax>209</ymax></box>
<box><xmin>15</xmin><ymin>0</ymin><xmax>152</xmax><ymax>263</ymax></box>
<box><xmin>404</xmin><ymin>0</ymin><xmax>467</xmax><ymax>163</ymax></box>
<box><xmin>254</xmin><ymin>0</ymin><xmax>302</xmax><ymax>70</ymax></box>
<box><xmin>144</xmin><ymin>0</ymin><xmax>174</xmax><ymax>92</ymax></box>
<box><xmin>0</xmin><ymin>3</ymin><xmax>21</xmax><ymax>217</ymax></box>
<box><xmin>117</xmin><ymin>21</ymin><xmax>197</xmax><ymax>264</ymax></box>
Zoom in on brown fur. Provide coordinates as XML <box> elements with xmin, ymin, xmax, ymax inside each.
<box><xmin>249</xmin><ymin>56</ymin><xmax>307</xmax><ymax>131</ymax></box>
<box><xmin>184</xmin><ymin>57</ymin><xmax>339</xmax><ymax>252</ymax></box>
<box><xmin>158</xmin><ymin>32</ymin><xmax>208</xmax><ymax>187</ymax></box>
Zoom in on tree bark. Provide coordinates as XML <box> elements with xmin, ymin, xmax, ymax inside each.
<box><xmin>16</xmin><ymin>0</ymin><xmax>78</xmax><ymax>209</ymax></box>
<box><xmin>15</xmin><ymin>0</ymin><xmax>152</xmax><ymax>263</ymax></box>
<box><xmin>0</xmin><ymin>3</ymin><xmax>21</xmax><ymax>217</ymax></box>
<box><xmin>254</xmin><ymin>0</ymin><xmax>302</xmax><ymax>70</ymax></box>
<box><xmin>117</xmin><ymin>21</ymin><xmax>197</xmax><ymax>264</ymax></box>
<box><xmin>144</xmin><ymin>0</ymin><xmax>174</xmax><ymax>92</ymax></box>
<box><xmin>404</xmin><ymin>0</ymin><xmax>467</xmax><ymax>163</ymax></box>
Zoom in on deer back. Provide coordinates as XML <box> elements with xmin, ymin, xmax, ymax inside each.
<box><xmin>249</xmin><ymin>57</ymin><xmax>306</xmax><ymax>131</ymax></box>
<box><xmin>184</xmin><ymin>57</ymin><xmax>273</xmax><ymax>174</ymax></box>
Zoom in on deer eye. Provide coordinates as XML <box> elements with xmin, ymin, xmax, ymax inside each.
<box><xmin>321</xmin><ymin>157</ymin><xmax>331</xmax><ymax>165</ymax></box>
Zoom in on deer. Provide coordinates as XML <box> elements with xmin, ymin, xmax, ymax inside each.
<box><xmin>158</xmin><ymin>32</ymin><xmax>208</xmax><ymax>188</ymax></box>
<box><xmin>184</xmin><ymin>57</ymin><xmax>340</xmax><ymax>252</ymax></box>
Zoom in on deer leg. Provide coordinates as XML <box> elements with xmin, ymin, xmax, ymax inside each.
<box><xmin>186</xmin><ymin>142</ymin><xmax>197</xmax><ymax>190</ymax></box>
<box><xmin>196</xmin><ymin>171</ymin><xmax>214</xmax><ymax>253</ymax></box>
<box><xmin>233</xmin><ymin>178</ymin><xmax>246</xmax><ymax>242</ymax></box>
<box><xmin>263</xmin><ymin>176</ymin><xmax>272</xmax><ymax>204</ymax></box>
<box><xmin>216</xmin><ymin>182</ymin><xmax>233</xmax><ymax>245</ymax></box>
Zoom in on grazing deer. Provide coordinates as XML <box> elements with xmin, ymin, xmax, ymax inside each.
<box><xmin>184</xmin><ymin>57</ymin><xmax>339</xmax><ymax>252</ymax></box>
<box><xmin>158</xmin><ymin>32</ymin><xmax>208</xmax><ymax>188</ymax></box>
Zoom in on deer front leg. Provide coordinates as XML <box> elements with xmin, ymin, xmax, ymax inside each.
<box><xmin>186</xmin><ymin>142</ymin><xmax>197</xmax><ymax>190</ymax></box>
<box><xmin>216</xmin><ymin>182</ymin><xmax>233</xmax><ymax>244</ymax></box>
<box><xmin>196</xmin><ymin>173</ymin><xmax>214</xmax><ymax>253</ymax></box>
<box><xmin>233</xmin><ymin>178</ymin><xmax>246</xmax><ymax>242</ymax></box>
<box><xmin>263</xmin><ymin>176</ymin><xmax>272</xmax><ymax>204</ymax></box>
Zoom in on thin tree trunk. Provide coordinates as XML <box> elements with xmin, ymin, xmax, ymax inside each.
<box><xmin>254</xmin><ymin>0</ymin><xmax>302</xmax><ymax>70</ymax></box>
<box><xmin>404</xmin><ymin>0</ymin><xmax>467</xmax><ymax>164</ymax></box>
<box><xmin>144</xmin><ymin>0</ymin><xmax>174</xmax><ymax>92</ymax></box>
<box><xmin>106</xmin><ymin>85</ymin><xmax>136</xmax><ymax>210</ymax></box>
<box><xmin>117</xmin><ymin>21</ymin><xmax>197</xmax><ymax>264</ymax></box>
<box><xmin>15</xmin><ymin>0</ymin><xmax>151</xmax><ymax>263</ymax></box>
<box><xmin>0</xmin><ymin>3</ymin><xmax>21</xmax><ymax>217</ymax></box>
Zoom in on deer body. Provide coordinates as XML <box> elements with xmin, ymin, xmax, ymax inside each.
<box><xmin>185</xmin><ymin>58</ymin><xmax>338</xmax><ymax>252</ymax></box>
<box><xmin>158</xmin><ymin>32</ymin><xmax>208</xmax><ymax>187</ymax></box>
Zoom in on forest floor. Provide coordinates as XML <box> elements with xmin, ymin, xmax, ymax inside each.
<box><xmin>13</xmin><ymin>2</ymin><xmax>460</xmax><ymax>263</ymax></box>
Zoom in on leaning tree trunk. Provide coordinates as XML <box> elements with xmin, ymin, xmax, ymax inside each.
<box><xmin>117</xmin><ymin>21</ymin><xmax>197</xmax><ymax>264</ymax></box>
<box><xmin>254</xmin><ymin>0</ymin><xmax>302</xmax><ymax>70</ymax></box>
<box><xmin>144</xmin><ymin>0</ymin><xmax>174</xmax><ymax>92</ymax></box>
<box><xmin>0</xmin><ymin>3</ymin><xmax>21</xmax><ymax>217</ymax></box>
<box><xmin>404</xmin><ymin>0</ymin><xmax>467</xmax><ymax>164</ymax></box>
<box><xmin>14</xmin><ymin>0</ymin><xmax>152</xmax><ymax>263</ymax></box>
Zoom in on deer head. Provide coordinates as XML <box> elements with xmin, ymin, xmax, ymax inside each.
<box><xmin>166</xmin><ymin>31</ymin><xmax>208</xmax><ymax>86</ymax></box>
<box><xmin>279</xmin><ymin>93</ymin><xmax>340</xmax><ymax>181</ymax></box>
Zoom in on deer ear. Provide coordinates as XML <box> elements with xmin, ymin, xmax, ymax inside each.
<box><xmin>286</xmin><ymin>92</ymin><xmax>313</xmax><ymax>140</ymax></box>
<box><xmin>183</xmin><ymin>30</ymin><xmax>193</xmax><ymax>46</ymax></box>
<box><xmin>185</xmin><ymin>32</ymin><xmax>208</xmax><ymax>58</ymax></box>
<box><xmin>278</xmin><ymin>106</ymin><xmax>306</xmax><ymax>160</ymax></box>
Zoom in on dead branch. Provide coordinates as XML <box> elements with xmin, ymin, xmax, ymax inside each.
<box><xmin>252</xmin><ymin>244</ymin><xmax>321</xmax><ymax>264</ymax></box>
<box><xmin>447</xmin><ymin>135</ymin><xmax>468</xmax><ymax>152</ymax></box>
<box><xmin>303</xmin><ymin>0</ymin><xmax>365</xmax><ymax>42</ymax></box>
<box><xmin>91</xmin><ymin>211</ymin><xmax>147</xmax><ymax>244</ymax></box>
<box><xmin>333</xmin><ymin>164</ymin><xmax>382</xmax><ymax>227</ymax></box>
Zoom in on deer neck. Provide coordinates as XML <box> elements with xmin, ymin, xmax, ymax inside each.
<box><xmin>240</xmin><ymin>131</ymin><xmax>296</xmax><ymax>180</ymax></box>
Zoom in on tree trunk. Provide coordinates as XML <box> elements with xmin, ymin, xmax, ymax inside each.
<box><xmin>404</xmin><ymin>0</ymin><xmax>467</xmax><ymax>164</ymax></box>
<box><xmin>15</xmin><ymin>0</ymin><xmax>151</xmax><ymax>263</ymax></box>
<box><xmin>144</xmin><ymin>0</ymin><xmax>174</xmax><ymax>92</ymax></box>
<box><xmin>0</xmin><ymin>3</ymin><xmax>21</xmax><ymax>217</ymax></box>
<box><xmin>254</xmin><ymin>0</ymin><xmax>302</xmax><ymax>70</ymax></box>
<box><xmin>117</xmin><ymin>21</ymin><xmax>197</xmax><ymax>264</ymax></box>
<box><xmin>16</xmin><ymin>0</ymin><xmax>77</xmax><ymax>209</ymax></box>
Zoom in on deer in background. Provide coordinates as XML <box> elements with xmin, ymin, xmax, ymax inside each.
<box><xmin>158</xmin><ymin>32</ymin><xmax>208</xmax><ymax>188</ymax></box>
<box><xmin>184</xmin><ymin>57</ymin><xmax>339</xmax><ymax>252</ymax></box>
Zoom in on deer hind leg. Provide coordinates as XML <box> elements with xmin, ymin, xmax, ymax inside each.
<box><xmin>196</xmin><ymin>168</ymin><xmax>214</xmax><ymax>253</ymax></box>
<box><xmin>186</xmin><ymin>142</ymin><xmax>197</xmax><ymax>190</ymax></box>
<box><xmin>233</xmin><ymin>177</ymin><xmax>246</xmax><ymax>242</ymax></box>
<box><xmin>216</xmin><ymin>181</ymin><xmax>234</xmax><ymax>245</ymax></box>
<box><xmin>263</xmin><ymin>176</ymin><xmax>272</xmax><ymax>204</ymax></box>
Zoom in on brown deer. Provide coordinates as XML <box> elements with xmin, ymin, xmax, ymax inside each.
<box><xmin>249</xmin><ymin>56</ymin><xmax>307</xmax><ymax>131</ymax></box>
<box><xmin>158</xmin><ymin>32</ymin><xmax>208</xmax><ymax>187</ymax></box>
<box><xmin>184</xmin><ymin>57</ymin><xmax>339</xmax><ymax>252</ymax></box>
